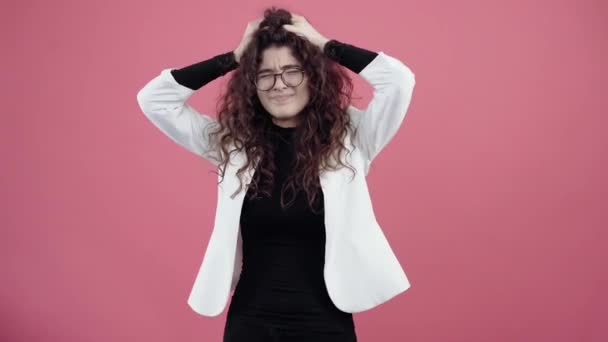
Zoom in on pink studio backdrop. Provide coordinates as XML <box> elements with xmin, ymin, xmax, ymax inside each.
<box><xmin>3</xmin><ymin>0</ymin><xmax>607</xmax><ymax>341</ymax></box>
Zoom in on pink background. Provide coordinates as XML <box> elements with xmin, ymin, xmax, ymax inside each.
<box><xmin>3</xmin><ymin>0</ymin><xmax>607</xmax><ymax>341</ymax></box>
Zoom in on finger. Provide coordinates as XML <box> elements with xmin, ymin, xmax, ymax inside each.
<box><xmin>248</xmin><ymin>20</ymin><xmax>258</xmax><ymax>29</ymax></box>
<box><xmin>250</xmin><ymin>18</ymin><xmax>262</xmax><ymax>29</ymax></box>
<box><xmin>283</xmin><ymin>25</ymin><xmax>305</xmax><ymax>38</ymax></box>
<box><xmin>284</xmin><ymin>25</ymin><xmax>304</xmax><ymax>37</ymax></box>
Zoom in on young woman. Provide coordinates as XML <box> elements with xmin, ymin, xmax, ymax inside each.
<box><xmin>137</xmin><ymin>7</ymin><xmax>416</xmax><ymax>342</ymax></box>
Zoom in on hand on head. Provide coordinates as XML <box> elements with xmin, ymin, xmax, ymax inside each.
<box><xmin>234</xmin><ymin>18</ymin><xmax>263</xmax><ymax>63</ymax></box>
<box><xmin>281</xmin><ymin>14</ymin><xmax>330</xmax><ymax>50</ymax></box>
<box><xmin>234</xmin><ymin>12</ymin><xmax>330</xmax><ymax>63</ymax></box>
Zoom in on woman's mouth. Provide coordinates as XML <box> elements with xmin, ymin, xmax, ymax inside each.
<box><xmin>272</xmin><ymin>94</ymin><xmax>294</xmax><ymax>103</ymax></box>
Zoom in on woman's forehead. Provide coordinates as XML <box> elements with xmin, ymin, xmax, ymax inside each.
<box><xmin>258</xmin><ymin>46</ymin><xmax>301</xmax><ymax>71</ymax></box>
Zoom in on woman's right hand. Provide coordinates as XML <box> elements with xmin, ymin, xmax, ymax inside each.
<box><xmin>234</xmin><ymin>18</ymin><xmax>263</xmax><ymax>63</ymax></box>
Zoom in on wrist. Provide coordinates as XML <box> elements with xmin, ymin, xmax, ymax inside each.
<box><xmin>318</xmin><ymin>37</ymin><xmax>330</xmax><ymax>50</ymax></box>
<box><xmin>233</xmin><ymin>48</ymin><xmax>242</xmax><ymax>63</ymax></box>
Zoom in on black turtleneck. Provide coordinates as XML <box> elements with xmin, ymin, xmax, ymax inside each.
<box><xmin>169</xmin><ymin>40</ymin><xmax>378</xmax><ymax>333</ymax></box>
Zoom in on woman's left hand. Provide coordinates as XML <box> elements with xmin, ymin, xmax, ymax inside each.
<box><xmin>282</xmin><ymin>14</ymin><xmax>330</xmax><ymax>50</ymax></box>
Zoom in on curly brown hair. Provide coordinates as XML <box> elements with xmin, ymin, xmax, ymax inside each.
<box><xmin>208</xmin><ymin>7</ymin><xmax>359</xmax><ymax>213</ymax></box>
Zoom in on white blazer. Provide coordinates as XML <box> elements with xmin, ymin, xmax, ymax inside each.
<box><xmin>136</xmin><ymin>51</ymin><xmax>416</xmax><ymax>317</ymax></box>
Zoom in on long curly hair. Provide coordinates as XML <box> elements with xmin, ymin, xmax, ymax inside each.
<box><xmin>208</xmin><ymin>7</ymin><xmax>358</xmax><ymax>213</ymax></box>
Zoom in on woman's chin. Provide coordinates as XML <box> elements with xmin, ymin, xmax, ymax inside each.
<box><xmin>270</xmin><ymin>110</ymin><xmax>302</xmax><ymax>123</ymax></box>
<box><xmin>270</xmin><ymin>109</ymin><xmax>296</xmax><ymax>119</ymax></box>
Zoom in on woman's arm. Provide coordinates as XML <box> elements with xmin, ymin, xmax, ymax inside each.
<box><xmin>323</xmin><ymin>39</ymin><xmax>378</xmax><ymax>73</ymax></box>
<box><xmin>324</xmin><ymin>39</ymin><xmax>416</xmax><ymax>172</ymax></box>
<box><xmin>136</xmin><ymin>52</ymin><xmax>238</xmax><ymax>165</ymax></box>
<box><xmin>170</xmin><ymin>51</ymin><xmax>239</xmax><ymax>90</ymax></box>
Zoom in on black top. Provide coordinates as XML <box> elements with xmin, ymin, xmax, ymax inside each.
<box><xmin>170</xmin><ymin>40</ymin><xmax>378</xmax><ymax>334</ymax></box>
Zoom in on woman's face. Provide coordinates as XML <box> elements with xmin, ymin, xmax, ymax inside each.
<box><xmin>256</xmin><ymin>45</ymin><xmax>310</xmax><ymax>128</ymax></box>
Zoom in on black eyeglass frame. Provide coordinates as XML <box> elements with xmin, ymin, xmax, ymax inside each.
<box><xmin>254</xmin><ymin>68</ymin><xmax>306</xmax><ymax>91</ymax></box>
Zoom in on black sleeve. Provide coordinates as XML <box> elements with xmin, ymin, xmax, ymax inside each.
<box><xmin>323</xmin><ymin>39</ymin><xmax>379</xmax><ymax>74</ymax></box>
<box><xmin>169</xmin><ymin>51</ymin><xmax>239</xmax><ymax>90</ymax></box>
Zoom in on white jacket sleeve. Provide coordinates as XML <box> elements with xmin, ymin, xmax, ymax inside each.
<box><xmin>347</xmin><ymin>52</ymin><xmax>416</xmax><ymax>173</ymax></box>
<box><xmin>136</xmin><ymin>68</ymin><xmax>222</xmax><ymax>165</ymax></box>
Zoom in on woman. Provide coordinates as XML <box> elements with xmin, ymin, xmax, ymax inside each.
<box><xmin>137</xmin><ymin>7</ymin><xmax>415</xmax><ymax>342</ymax></box>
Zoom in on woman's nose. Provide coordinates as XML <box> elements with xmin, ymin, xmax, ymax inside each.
<box><xmin>273</xmin><ymin>75</ymin><xmax>288</xmax><ymax>89</ymax></box>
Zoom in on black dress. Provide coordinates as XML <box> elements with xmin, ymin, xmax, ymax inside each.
<box><xmin>170</xmin><ymin>40</ymin><xmax>378</xmax><ymax>342</ymax></box>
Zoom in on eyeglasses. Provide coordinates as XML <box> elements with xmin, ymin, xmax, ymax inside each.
<box><xmin>255</xmin><ymin>68</ymin><xmax>305</xmax><ymax>91</ymax></box>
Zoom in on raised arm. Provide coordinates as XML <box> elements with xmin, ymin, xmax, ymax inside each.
<box><xmin>324</xmin><ymin>40</ymin><xmax>416</xmax><ymax>173</ymax></box>
<box><xmin>135</xmin><ymin>51</ymin><xmax>238</xmax><ymax>165</ymax></box>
